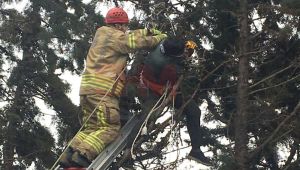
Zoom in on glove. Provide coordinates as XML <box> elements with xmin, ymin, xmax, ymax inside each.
<box><xmin>155</xmin><ymin>33</ymin><xmax>168</xmax><ymax>42</ymax></box>
<box><xmin>149</xmin><ymin>28</ymin><xmax>162</xmax><ymax>35</ymax></box>
<box><xmin>185</xmin><ymin>40</ymin><xmax>198</xmax><ymax>49</ymax></box>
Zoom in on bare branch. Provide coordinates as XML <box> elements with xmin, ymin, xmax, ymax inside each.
<box><xmin>249</xmin><ymin>74</ymin><xmax>300</xmax><ymax>95</ymax></box>
<box><xmin>250</xmin><ymin>64</ymin><xmax>293</xmax><ymax>88</ymax></box>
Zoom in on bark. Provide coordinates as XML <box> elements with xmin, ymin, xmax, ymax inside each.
<box><xmin>3</xmin><ymin>123</ymin><xmax>14</xmax><ymax>170</ymax></box>
<box><xmin>234</xmin><ymin>0</ymin><xmax>250</xmax><ymax>169</ymax></box>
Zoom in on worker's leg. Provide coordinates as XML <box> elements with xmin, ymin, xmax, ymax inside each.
<box><xmin>174</xmin><ymin>94</ymin><xmax>212</xmax><ymax>166</ymax></box>
<box><xmin>70</xmin><ymin>94</ymin><xmax>121</xmax><ymax>166</ymax></box>
<box><xmin>138</xmin><ymin>87</ymin><xmax>162</xmax><ymax>121</ymax></box>
<box><xmin>174</xmin><ymin>94</ymin><xmax>202</xmax><ymax>148</ymax></box>
<box><xmin>119</xmin><ymin>81</ymin><xmax>138</xmax><ymax>126</ymax></box>
<box><xmin>59</xmin><ymin>94</ymin><xmax>100</xmax><ymax>167</ymax></box>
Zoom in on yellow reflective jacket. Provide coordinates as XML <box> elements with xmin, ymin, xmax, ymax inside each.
<box><xmin>80</xmin><ymin>26</ymin><xmax>165</xmax><ymax>98</ymax></box>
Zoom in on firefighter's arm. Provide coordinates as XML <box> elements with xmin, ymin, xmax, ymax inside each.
<box><xmin>117</xmin><ymin>29</ymin><xmax>167</xmax><ymax>54</ymax></box>
<box><xmin>130</xmin><ymin>28</ymin><xmax>163</xmax><ymax>36</ymax></box>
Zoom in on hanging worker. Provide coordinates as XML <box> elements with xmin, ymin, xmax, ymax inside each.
<box><xmin>58</xmin><ymin>7</ymin><xmax>167</xmax><ymax>168</ymax></box>
<box><xmin>124</xmin><ymin>38</ymin><xmax>212</xmax><ymax>166</ymax></box>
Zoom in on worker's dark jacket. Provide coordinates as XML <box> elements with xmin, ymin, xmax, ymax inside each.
<box><xmin>140</xmin><ymin>43</ymin><xmax>184</xmax><ymax>95</ymax></box>
<box><xmin>137</xmin><ymin>43</ymin><xmax>203</xmax><ymax>149</ymax></box>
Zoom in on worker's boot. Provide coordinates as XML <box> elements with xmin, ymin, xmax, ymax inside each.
<box><xmin>71</xmin><ymin>151</ymin><xmax>91</xmax><ymax>167</ymax></box>
<box><xmin>59</xmin><ymin>147</ymin><xmax>75</xmax><ymax>167</ymax></box>
<box><xmin>187</xmin><ymin>149</ymin><xmax>212</xmax><ymax>166</ymax></box>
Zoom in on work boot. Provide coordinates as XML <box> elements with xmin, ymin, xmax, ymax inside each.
<box><xmin>71</xmin><ymin>151</ymin><xmax>91</xmax><ymax>167</ymax></box>
<box><xmin>187</xmin><ymin>149</ymin><xmax>212</xmax><ymax>166</ymax></box>
<box><xmin>59</xmin><ymin>147</ymin><xmax>75</xmax><ymax>167</ymax></box>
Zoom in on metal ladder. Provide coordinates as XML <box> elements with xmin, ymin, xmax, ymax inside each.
<box><xmin>86</xmin><ymin>112</ymin><xmax>148</xmax><ymax>170</ymax></box>
<box><xmin>76</xmin><ymin>94</ymin><xmax>174</xmax><ymax>170</ymax></box>
<box><xmin>55</xmin><ymin>112</ymin><xmax>147</xmax><ymax>170</ymax></box>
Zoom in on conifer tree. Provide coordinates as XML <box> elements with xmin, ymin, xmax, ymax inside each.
<box><xmin>125</xmin><ymin>0</ymin><xmax>300</xmax><ymax>169</ymax></box>
<box><xmin>0</xmin><ymin>0</ymin><xmax>103</xmax><ymax>169</ymax></box>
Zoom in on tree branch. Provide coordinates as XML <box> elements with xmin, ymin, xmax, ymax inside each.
<box><xmin>249</xmin><ymin>101</ymin><xmax>300</xmax><ymax>159</ymax></box>
<box><xmin>249</xmin><ymin>74</ymin><xmax>300</xmax><ymax>95</ymax></box>
<box><xmin>250</xmin><ymin>64</ymin><xmax>293</xmax><ymax>88</ymax></box>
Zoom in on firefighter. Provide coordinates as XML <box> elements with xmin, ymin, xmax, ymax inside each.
<box><xmin>129</xmin><ymin>38</ymin><xmax>212</xmax><ymax>166</ymax></box>
<box><xmin>59</xmin><ymin>7</ymin><xmax>167</xmax><ymax>167</ymax></box>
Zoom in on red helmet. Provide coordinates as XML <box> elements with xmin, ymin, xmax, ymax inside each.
<box><xmin>105</xmin><ymin>7</ymin><xmax>129</xmax><ymax>24</ymax></box>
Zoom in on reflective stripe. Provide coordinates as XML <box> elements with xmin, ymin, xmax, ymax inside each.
<box><xmin>96</xmin><ymin>106</ymin><xmax>107</xmax><ymax>127</ymax></box>
<box><xmin>77</xmin><ymin>132</ymin><xmax>87</xmax><ymax>141</ymax></box>
<box><xmin>85</xmin><ymin>129</ymin><xmax>107</xmax><ymax>153</ymax></box>
<box><xmin>128</xmin><ymin>33</ymin><xmax>136</xmax><ymax>49</ymax></box>
<box><xmin>84</xmin><ymin>136</ymin><xmax>102</xmax><ymax>153</ymax></box>
<box><xmin>82</xmin><ymin>75</ymin><xmax>124</xmax><ymax>91</ymax></box>
<box><xmin>96</xmin><ymin>106</ymin><xmax>102</xmax><ymax>126</ymax></box>
<box><xmin>89</xmin><ymin>132</ymin><xmax>105</xmax><ymax>150</ymax></box>
<box><xmin>91</xmin><ymin>129</ymin><xmax>106</xmax><ymax>151</ymax></box>
<box><xmin>81</xmin><ymin>74</ymin><xmax>124</xmax><ymax>96</ymax></box>
<box><xmin>83</xmin><ymin>74</ymin><xmax>118</xmax><ymax>84</ymax></box>
<box><xmin>93</xmin><ymin>129</ymin><xmax>107</xmax><ymax>137</ymax></box>
<box><xmin>81</xmin><ymin>81</ymin><xmax>123</xmax><ymax>93</ymax></box>
<box><xmin>99</xmin><ymin>106</ymin><xmax>109</xmax><ymax>127</ymax></box>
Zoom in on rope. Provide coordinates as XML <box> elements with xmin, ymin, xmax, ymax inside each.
<box><xmin>170</xmin><ymin>95</ymin><xmax>175</xmax><ymax>132</ymax></box>
<box><xmin>130</xmin><ymin>83</ymin><xmax>170</xmax><ymax>159</ymax></box>
<box><xmin>130</xmin><ymin>76</ymin><xmax>183</xmax><ymax>159</ymax></box>
<box><xmin>170</xmin><ymin>95</ymin><xmax>180</xmax><ymax>164</ymax></box>
<box><xmin>50</xmin><ymin>66</ymin><xmax>127</xmax><ymax>170</ymax></box>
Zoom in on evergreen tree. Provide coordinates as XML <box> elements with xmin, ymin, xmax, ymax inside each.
<box><xmin>124</xmin><ymin>0</ymin><xmax>300</xmax><ymax>169</ymax></box>
<box><xmin>0</xmin><ymin>0</ymin><xmax>103</xmax><ymax>169</ymax></box>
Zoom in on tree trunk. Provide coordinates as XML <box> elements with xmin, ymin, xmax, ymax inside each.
<box><xmin>3</xmin><ymin>123</ymin><xmax>14</xmax><ymax>170</ymax></box>
<box><xmin>234</xmin><ymin>0</ymin><xmax>250</xmax><ymax>169</ymax></box>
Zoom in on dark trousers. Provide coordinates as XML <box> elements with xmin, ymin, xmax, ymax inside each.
<box><xmin>173</xmin><ymin>94</ymin><xmax>202</xmax><ymax>149</ymax></box>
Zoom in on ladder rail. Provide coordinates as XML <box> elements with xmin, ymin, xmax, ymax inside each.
<box><xmin>87</xmin><ymin>112</ymin><xmax>148</xmax><ymax>170</ymax></box>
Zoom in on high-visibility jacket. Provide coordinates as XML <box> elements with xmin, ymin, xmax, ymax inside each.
<box><xmin>141</xmin><ymin>42</ymin><xmax>184</xmax><ymax>96</ymax></box>
<box><xmin>80</xmin><ymin>26</ymin><xmax>165</xmax><ymax>98</ymax></box>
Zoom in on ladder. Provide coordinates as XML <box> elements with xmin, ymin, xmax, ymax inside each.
<box><xmin>56</xmin><ymin>111</ymin><xmax>147</xmax><ymax>170</ymax></box>
<box><xmin>86</xmin><ymin>112</ymin><xmax>148</xmax><ymax>170</ymax></box>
